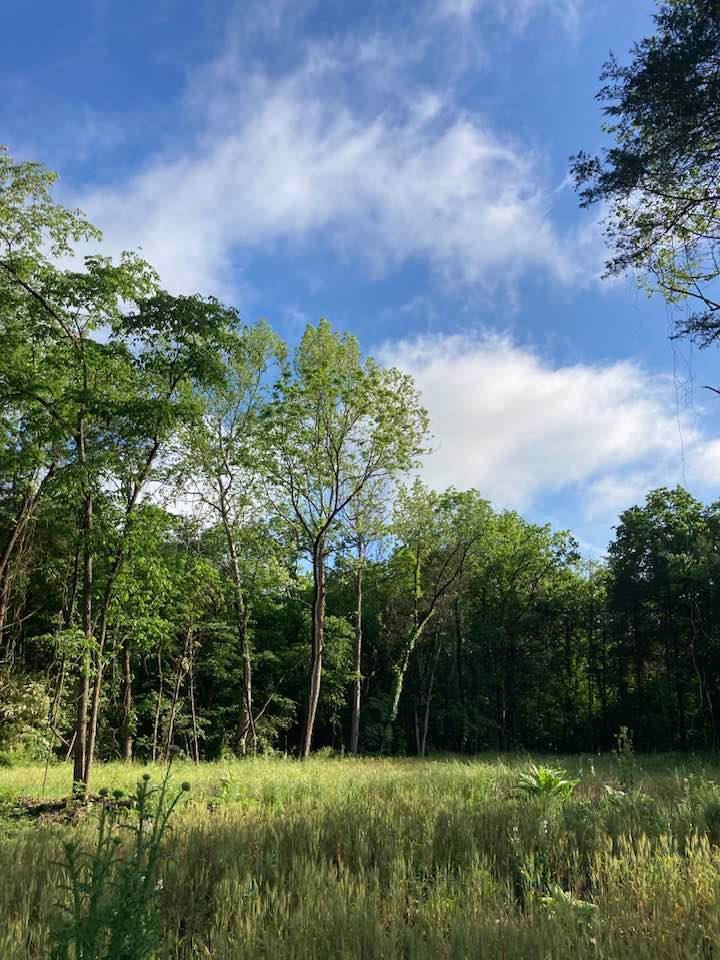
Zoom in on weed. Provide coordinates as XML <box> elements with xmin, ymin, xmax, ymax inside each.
<box><xmin>614</xmin><ymin>726</ymin><xmax>638</xmax><ymax>791</ymax></box>
<box><xmin>50</xmin><ymin>770</ymin><xmax>189</xmax><ymax>960</ymax></box>
<box><xmin>516</xmin><ymin>764</ymin><xmax>578</xmax><ymax>800</ymax></box>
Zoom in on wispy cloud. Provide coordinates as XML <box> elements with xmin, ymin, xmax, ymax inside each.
<box><xmin>379</xmin><ymin>332</ymin><xmax>718</xmax><ymax>519</ymax></box>
<box><xmin>67</xmin><ymin>4</ymin><xmax>595</xmax><ymax>299</ymax></box>
<box><xmin>437</xmin><ymin>0</ymin><xmax>583</xmax><ymax>33</ymax></box>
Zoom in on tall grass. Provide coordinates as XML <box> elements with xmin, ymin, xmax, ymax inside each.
<box><xmin>2</xmin><ymin>755</ymin><xmax>720</xmax><ymax>958</ymax></box>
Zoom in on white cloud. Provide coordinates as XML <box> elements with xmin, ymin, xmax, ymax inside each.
<box><xmin>688</xmin><ymin>439</ymin><xmax>720</xmax><ymax>488</ymax></box>
<box><xmin>379</xmin><ymin>332</ymin><xmax>720</xmax><ymax>518</ymax></box>
<box><xmin>71</xmin><ymin>25</ymin><xmax>593</xmax><ymax>298</ymax></box>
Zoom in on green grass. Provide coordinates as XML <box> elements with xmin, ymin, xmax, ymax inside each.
<box><xmin>3</xmin><ymin>754</ymin><xmax>720</xmax><ymax>958</ymax></box>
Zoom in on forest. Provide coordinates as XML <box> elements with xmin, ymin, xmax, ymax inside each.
<box><xmin>3</xmin><ymin>146</ymin><xmax>720</xmax><ymax>791</ymax></box>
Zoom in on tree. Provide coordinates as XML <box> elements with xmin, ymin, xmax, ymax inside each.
<box><xmin>607</xmin><ymin>486</ymin><xmax>715</xmax><ymax>749</ymax></box>
<box><xmin>572</xmin><ymin>1</ymin><xmax>720</xmax><ymax>347</ymax></box>
<box><xmin>78</xmin><ymin>292</ymin><xmax>247</xmax><ymax>785</ymax></box>
<box><xmin>0</xmin><ymin>151</ymin><xmax>243</xmax><ymax>792</ymax></box>
<box><xmin>108</xmin><ymin>507</ymin><xmax>178</xmax><ymax>763</ymax></box>
<box><xmin>182</xmin><ymin>320</ymin><xmax>284</xmax><ymax>755</ymax></box>
<box><xmin>262</xmin><ymin>320</ymin><xmax>428</xmax><ymax>757</ymax></box>
<box><xmin>339</xmin><ymin>480</ymin><xmax>390</xmax><ymax>755</ymax></box>
<box><xmin>381</xmin><ymin>483</ymin><xmax>490</xmax><ymax>751</ymax></box>
<box><xmin>461</xmin><ymin>511</ymin><xmax>581</xmax><ymax>751</ymax></box>
<box><xmin>0</xmin><ymin>151</ymin><xmax>101</xmax><ymax>655</ymax></box>
<box><xmin>0</xmin><ymin>223</ymin><xmax>156</xmax><ymax>791</ymax></box>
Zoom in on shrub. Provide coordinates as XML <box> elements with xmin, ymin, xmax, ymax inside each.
<box><xmin>540</xmin><ymin>883</ymin><xmax>598</xmax><ymax>921</ymax></box>
<box><xmin>0</xmin><ymin>671</ymin><xmax>52</xmax><ymax>760</ymax></box>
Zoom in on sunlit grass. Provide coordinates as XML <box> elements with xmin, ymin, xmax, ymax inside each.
<box><xmin>3</xmin><ymin>754</ymin><xmax>720</xmax><ymax>958</ymax></box>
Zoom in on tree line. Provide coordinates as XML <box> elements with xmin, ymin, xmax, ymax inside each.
<box><xmin>3</xmin><ymin>149</ymin><xmax>720</xmax><ymax>795</ymax></box>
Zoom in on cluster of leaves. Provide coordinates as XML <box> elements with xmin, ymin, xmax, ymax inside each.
<box><xmin>0</xmin><ymin>670</ymin><xmax>51</xmax><ymax>761</ymax></box>
<box><xmin>516</xmin><ymin>764</ymin><xmax>579</xmax><ymax>801</ymax></box>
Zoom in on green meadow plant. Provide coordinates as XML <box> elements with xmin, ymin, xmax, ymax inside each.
<box><xmin>516</xmin><ymin>763</ymin><xmax>579</xmax><ymax>800</ymax></box>
<box><xmin>614</xmin><ymin>726</ymin><xmax>639</xmax><ymax>791</ymax></box>
<box><xmin>540</xmin><ymin>883</ymin><xmax>598</xmax><ymax>921</ymax></box>
<box><xmin>50</xmin><ymin>770</ymin><xmax>189</xmax><ymax>960</ymax></box>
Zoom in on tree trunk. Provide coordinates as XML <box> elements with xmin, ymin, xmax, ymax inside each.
<box><xmin>223</xmin><ymin>514</ymin><xmax>256</xmax><ymax>756</ymax></box>
<box><xmin>0</xmin><ymin>461</ymin><xmax>58</xmax><ymax>654</ymax></box>
<box><xmin>189</xmin><ymin>644</ymin><xmax>200</xmax><ymax>764</ymax></box>
<box><xmin>82</xmin><ymin>443</ymin><xmax>160</xmax><ymax>790</ymax></box>
<box><xmin>0</xmin><ymin>474</ymin><xmax>46</xmax><ymax>587</ymax></box>
<box><xmin>0</xmin><ymin>490</ymin><xmax>32</xmax><ymax>585</ymax></box>
<box><xmin>350</xmin><ymin>541</ymin><xmax>363</xmax><ymax>755</ymax></box>
<box><xmin>383</xmin><ymin>545</ymin><xmax>425</xmax><ymax>752</ymax></box>
<box><xmin>42</xmin><ymin>655</ymin><xmax>67</xmax><ymax>796</ymax></box>
<box><xmin>383</xmin><ymin>623</ymin><xmax>425</xmax><ymax>751</ymax></box>
<box><xmin>302</xmin><ymin>538</ymin><xmax>325</xmax><ymax>759</ymax></box>
<box><xmin>689</xmin><ymin>602</ymin><xmax>716</xmax><ymax>750</ymax></box>
<box><xmin>0</xmin><ymin>498</ymin><xmax>31</xmax><ymax>641</ymax></box>
<box><xmin>73</xmin><ymin>485</ymin><xmax>93</xmax><ymax>794</ymax></box>
<box><xmin>0</xmin><ymin>574</ymin><xmax>11</xmax><ymax>661</ymax></box>
<box><xmin>73</xmin><ymin>406</ymin><xmax>94</xmax><ymax>796</ymax></box>
<box><xmin>0</xmin><ymin>474</ymin><xmax>51</xmax><ymax>647</ymax></box>
<box><xmin>121</xmin><ymin>637</ymin><xmax>133</xmax><ymax>762</ymax></box>
<box><xmin>62</xmin><ymin>536</ymin><xmax>82</xmax><ymax>631</ymax></box>
<box><xmin>152</xmin><ymin>649</ymin><xmax>164</xmax><ymax>764</ymax></box>
<box><xmin>420</xmin><ymin>637</ymin><xmax>441</xmax><ymax>757</ymax></box>
<box><xmin>165</xmin><ymin>626</ymin><xmax>192</xmax><ymax>758</ymax></box>
<box><xmin>499</xmin><ymin>672</ymin><xmax>508</xmax><ymax>751</ymax></box>
<box><xmin>454</xmin><ymin>599</ymin><xmax>469</xmax><ymax>752</ymax></box>
<box><xmin>84</xmin><ymin>542</ymin><xmax>134</xmax><ymax>790</ymax></box>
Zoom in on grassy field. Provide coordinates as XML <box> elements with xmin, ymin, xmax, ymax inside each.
<box><xmin>3</xmin><ymin>753</ymin><xmax>720</xmax><ymax>958</ymax></box>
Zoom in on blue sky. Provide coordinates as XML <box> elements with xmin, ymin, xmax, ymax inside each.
<box><xmin>3</xmin><ymin>0</ymin><xmax>719</xmax><ymax>552</ymax></box>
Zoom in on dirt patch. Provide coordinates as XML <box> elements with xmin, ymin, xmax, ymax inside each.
<box><xmin>14</xmin><ymin>795</ymin><xmax>132</xmax><ymax>825</ymax></box>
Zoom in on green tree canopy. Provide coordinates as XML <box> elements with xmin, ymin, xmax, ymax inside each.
<box><xmin>572</xmin><ymin>1</ymin><xmax>720</xmax><ymax>346</ymax></box>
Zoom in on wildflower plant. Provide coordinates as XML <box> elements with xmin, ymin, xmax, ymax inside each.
<box><xmin>51</xmin><ymin>768</ymin><xmax>190</xmax><ymax>960</ymax></box>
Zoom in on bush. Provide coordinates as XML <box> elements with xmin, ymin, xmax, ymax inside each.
<box><xmin>0</xmin><ymin>671</ymin><xmax>52</xmax><ymax>760</ymax></box>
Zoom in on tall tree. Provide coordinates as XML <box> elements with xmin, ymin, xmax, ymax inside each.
<box><xmin>607</xmin><ymin>487</ymin><xmax>714</xmax><ymax>749</ymax></box>
<box><xmin>0</xmin><ymin>151</ymin><xmax>100</xmax><ymax>654</ymax></box>
<box><xmin>263</xmin><ymin>320</ymin><xmax>428</xmax><ymax>757</ymax></box>
<box><xmin>339</xmin><ymin>481</ymin><xmax>389</xmax><ymax>755</ymax></box>
<box><xmin>382</xmin><ymin>483</ymin><xmax>490</xmax><ymax>750</ymax></box>
<box><xmin>80</xmin><ymin>292</ymin><xmax>246</xmax><ymax>786</ymax></box>
<box><xmin>182</xmin><ymin>320</ymin><xmax>284</xmax><ymax>755</ymax></box>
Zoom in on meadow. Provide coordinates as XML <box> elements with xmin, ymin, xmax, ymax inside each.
<box><xmin>2</xmin><ymin>754</ymin><xmax>720</xmax><ymax>958</ymax></box>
